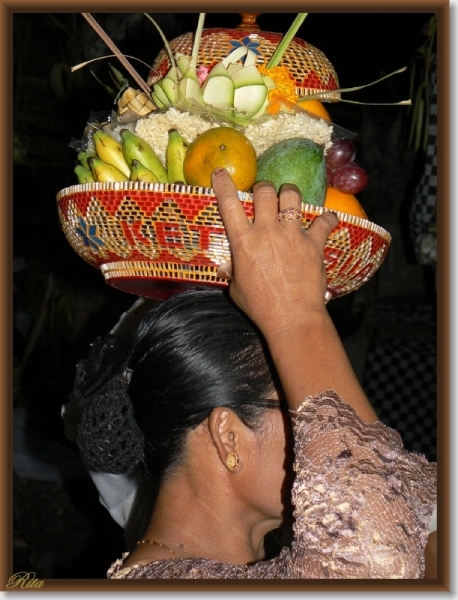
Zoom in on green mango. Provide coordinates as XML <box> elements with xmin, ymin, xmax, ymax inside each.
<box><xmin>256</xmin><ymin>137</ymin><xmax>327</xmax><ymax>206</ymax></box>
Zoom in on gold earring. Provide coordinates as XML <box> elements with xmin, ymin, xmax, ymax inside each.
<box><xmin>226</xmin><ymin>451</ymin><xmax>240</xmax><ymax>472</ymax></box>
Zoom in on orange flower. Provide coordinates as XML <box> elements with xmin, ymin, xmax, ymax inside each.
<box><xmin>258</xmin><ymin>65</ymin><xmax>298</xmax><ymax>115</ymax></box>
<box><xmin>265</xmin><ymin>90</ymin><xmax>285</xmax><ymax>115</ymax></box>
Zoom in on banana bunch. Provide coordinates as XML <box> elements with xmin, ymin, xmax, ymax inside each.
<box><xmin>73</xmin><ymin>128</ymin><xmax>190</xmax><ymax>185</ymax></box>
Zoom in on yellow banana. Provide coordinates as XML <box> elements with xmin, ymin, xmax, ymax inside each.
<box><xmin>130</xmin><ymin>159</ymin><xmax>160</xmax><ymax>183</ymax></box>
<box><xmin>88</xmin><ymin>156</ymin><xmax>129</xmax><ymax>183</ymax></box>
<box><xmin>120</xmin><ymin>129</ymin><xmax>168</xmax><ymax>183</ymax></box>
<box><xmin>74</xmin><ymin>165</ymin><xmax>95</xmax><ymax>184</ymax></box>
<box><xmin>166</xmin><ymin>128</ymin><xmax>190</xmax><ymax>184</ymax></box>
<box><xmin>92</xmin><ymin>130</ymin><xmax>131</xmax><ymax>178</ymax></box>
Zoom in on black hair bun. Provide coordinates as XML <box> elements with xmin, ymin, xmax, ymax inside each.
<box><xmin>74</xmin><ymin>334</ymin><xmax>136</xmax><ymax>406</ymax></box>
<box><xmin>77</xmin><ymin>382</ymin><xmax>144</xmax><ymax>474</ymax></box>
<box><xmin>74</xmin><ymin>333</ymin><xmax>144</xmax><ymax>474</ymax></box>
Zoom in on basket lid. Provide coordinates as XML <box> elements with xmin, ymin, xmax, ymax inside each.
<box><xmin>148</xmin><ymin>13</ymin><xmax>340</xmax><ymax>100</ymax></box>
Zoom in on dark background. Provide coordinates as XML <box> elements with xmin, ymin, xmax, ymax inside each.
<box><xmin>13</xmin><ymin>12</ymin><xmax>437</xmax><ymax>578</ymax></box>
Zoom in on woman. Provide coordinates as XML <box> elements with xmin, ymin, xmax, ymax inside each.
<box><xmin>76</xmin><ymin>170</ymin><xmax>437</xmax><ymax>578</ymax></box>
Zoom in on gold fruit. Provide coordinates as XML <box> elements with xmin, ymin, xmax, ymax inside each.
<box><xmin>183</xmin><ymin>127</ymin><xmax>257</xmax><ymax>192</ymax></box>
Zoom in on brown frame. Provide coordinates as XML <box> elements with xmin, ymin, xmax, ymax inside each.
<box><xmin>4</xmin><ymin>1</ymin><xmax>450</xmax><ymax>592</ymax></box>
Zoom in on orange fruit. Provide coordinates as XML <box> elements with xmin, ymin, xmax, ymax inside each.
<box><xmin>183</xmin><ymin>127</ymin><xmax>257</xmax><ymax>192</ymax></box>
<box><xmin>300</xmin><ymin>99</ymin><xmax>331</xmax><ymax>121</ymax></box>
<box><xmin>323</xmin><ymin>186</ymin><xmax>368</xmax><ymax>219</ymax></box>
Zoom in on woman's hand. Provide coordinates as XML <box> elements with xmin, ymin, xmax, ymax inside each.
<box><xmin>213</xmin><ymin>168</ymin><xmax>377</xmax><ymax>420</ymax></box>
<box><xmin>212</xmin><ymin>168</ymin><xmax>338</xmax><ymax>339</ymax></box>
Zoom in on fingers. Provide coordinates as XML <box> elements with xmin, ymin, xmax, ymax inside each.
<box><xmin>216</xmin><ymin>259</ymin><xmax>232</xmax><ymax>280</ymax></box>
<box><xmin>278</xmin><ymin>183</ymin><xmax>302</xmax><ymax>212</ymax></box>
<box><xmin>307</xmin><ymin>212</ymin><xmax>339</xmax><ymax>249</ymax></box>
<box><xmin>212</xmin><ymin>168</ymin><xmax>250</xmax><ymax>242</ymax></box>
<box><xmin>251</xmin><ymin>180</ymin><xmax>278</xmax><ymax>226</ymax></box>
<box><xmin>277</xmin><ymin>183</ymin><xmax>303</xmax><ymax>229</ymax></box>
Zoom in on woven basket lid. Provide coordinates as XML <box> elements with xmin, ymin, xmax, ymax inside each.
<box><xmin>148</xmin><ymin>14</ymin><xmax>340</xmax><ymax>100</ymax></box>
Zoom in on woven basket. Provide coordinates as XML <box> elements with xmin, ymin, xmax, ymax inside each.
<box><xmin>56</xmin><ymin>183</ymin><xmax>391</xmax><ymax>300</ymax></box>
<box><xmin>149</xmin><ymin>17</ymin><xmax>340</xmax><ymax>100</ymax></box>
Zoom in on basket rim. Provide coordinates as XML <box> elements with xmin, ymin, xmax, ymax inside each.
<box><xmin>56</xmin><ymin>182</ymin><xmax>391</xmax><ymax>244</ymax></box>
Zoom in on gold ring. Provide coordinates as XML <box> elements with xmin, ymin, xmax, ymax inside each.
<box><xmin>276</xmin><ymin>207</ymin><xmax>302</xmax><ymax>222</ymax></box>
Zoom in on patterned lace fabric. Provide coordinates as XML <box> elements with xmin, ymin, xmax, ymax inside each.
<box><xmin>108</xmin><ymin>390</ymin><xmax>437</xmax><ymax>579</ymax></box>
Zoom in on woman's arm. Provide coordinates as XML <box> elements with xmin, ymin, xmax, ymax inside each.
<box><xmin>213</xmin><ymin>169</ymin><xmax>436</xmax><ymax>579</ymax></box>
<box><xmin>212</xmin><ymin>169</ymin><xmax>377</xmax><ymax>422</ymax></box>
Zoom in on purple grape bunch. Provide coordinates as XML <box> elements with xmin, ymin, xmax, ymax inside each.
<box><xmin>325</xmin><ymin>138</ymin><xmax>368</xmax><ymax>195</ymax></box>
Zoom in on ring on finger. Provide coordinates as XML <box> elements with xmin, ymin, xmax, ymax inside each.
<box><xmin>276</xmin><ymin>207</ymin><xmax>302</xmax><ymax>222</ymax></box>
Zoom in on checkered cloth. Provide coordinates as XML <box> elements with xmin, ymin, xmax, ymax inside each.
<box><xmin>363</xmin><ymin>337</ymin><xmax>436</xmax><ymax>462</ymax></box>
<box><xmin>409</xmin><ymin>63</ymin><xmax>437</xmax><ymax>266</ymax></box>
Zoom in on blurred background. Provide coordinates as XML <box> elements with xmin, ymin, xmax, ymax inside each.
<box><xmin>13</xmin><ymin>12</ymin><xmax>437</xmax><ymax>578</ymax></box>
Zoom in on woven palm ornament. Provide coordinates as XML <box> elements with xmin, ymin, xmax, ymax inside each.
<box><xmin>149</xmin><ymin>14</ymin><xmax>341</xmax><ymax>100</ymax></box>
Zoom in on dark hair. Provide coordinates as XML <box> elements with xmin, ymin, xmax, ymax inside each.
<box><xmin>128</xmin><ymin>289</ymin><xmax>279</xmax><ymax>483</ymax></box>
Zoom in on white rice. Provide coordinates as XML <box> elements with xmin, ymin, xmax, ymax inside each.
<box><xmin>134</xmin><ymin>107</ymin><xmax>218</xmax><ymax>165</ymax></box>
<box><xmin>244</xmin><ymin>112</ymin><xmax>333</xmax><ymax>157</ymax></box>
<box><xmin>130</xmin><ymin>106</ymin><xmax>333</xmax><ymax>165</ymax></box>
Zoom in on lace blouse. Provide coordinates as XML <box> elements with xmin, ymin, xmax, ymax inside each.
<box><xmin>108</xmin><ymin>390</ymin><xmax>437</xmax><ymax>579</ymax></box>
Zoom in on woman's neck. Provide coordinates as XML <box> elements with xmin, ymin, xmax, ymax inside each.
<box><xmin>128</xmin><ymin>469</ymin><xmax>282</xmax><ymax>567</ymax></box>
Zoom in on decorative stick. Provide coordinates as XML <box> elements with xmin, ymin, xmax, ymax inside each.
<box><xmin>191</xmin><ymin>14</ymin><xmax>206</xmax><ymax>67</ymax></box>
<box><xmin>267</xmin><ymin>13</ymin><xmax>308</xmax><ymax>69</ymax></box>
<box><xmin>144</xmin><ymin>13</ymin><xmax>177</xmax><ymax>69</ymax></box>
<box><xmin>81</xmin><ymin>13</ymin><xmax>151</xmax><ymax>96</ymax></box>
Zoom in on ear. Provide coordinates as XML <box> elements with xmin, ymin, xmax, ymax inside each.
<box><xmin>208</xmin><ymin>407</ymin><xmax>244</xmax><ymax>473</ymax></box>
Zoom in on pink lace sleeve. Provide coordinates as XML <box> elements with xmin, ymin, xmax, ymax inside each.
<box><xmin>290</xmin><ymin>390</ymin><xmax>437</xmax><ymax>579</ymax></box>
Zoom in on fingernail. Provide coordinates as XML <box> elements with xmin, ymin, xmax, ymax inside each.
<box><xmin>213</xmin><ymin>168</ymin><xmax>225</xmax><ymax>176</ymax></box>
<box><xmin>217</xmin><ymin>269</ymin><xmax>231</xmax><ymax>280</ymax></box>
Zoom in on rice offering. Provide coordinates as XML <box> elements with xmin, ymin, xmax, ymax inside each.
<box><xmin>243</xmin><ymin>112</ymin><xmax>333</xmax><ymax>157</ymax></box>
<box><xmin>133</xmin><ymin>107</ymin><xmax>333</xmax><ymax>167</ymax></box>
<box><xmin>134</xmin><ymin>108</ymin><xmax>218</xmax><ymax>166</ymax></box>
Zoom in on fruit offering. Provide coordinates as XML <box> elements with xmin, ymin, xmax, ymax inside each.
<box><xmin>69</xmin><ymin>10</ymin><xmax>409</xmax><ymax>220</ymax></box>
<box><xmin>58</xmin><ymin>12</ymin><xmax>399</xmax><ymax>300</ymax></box>
<box><xmin>73</xmin><ymin>105</ymin><xmax>336</xmax><ymax>198</ymax></box>
<box><xmin>69</xmin><ymin>13</ymin><xmax>381</xmax><ymax>221</ymax></box>
<box><xmin>73</xmin><ymin>110</ymin><xmax>369</xmax><ymax>218</ymax></box>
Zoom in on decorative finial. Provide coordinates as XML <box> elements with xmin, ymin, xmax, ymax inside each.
<box><xmin>237</xmin><ymin>14</ymin><xmax>262</xmax><ymax>30</ymax></box>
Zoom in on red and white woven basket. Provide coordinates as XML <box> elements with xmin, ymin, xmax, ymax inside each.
<box><xmin>56</xmin><ymin>182</ymin><xmax>391</xmax><ymax>300</ymax></box>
